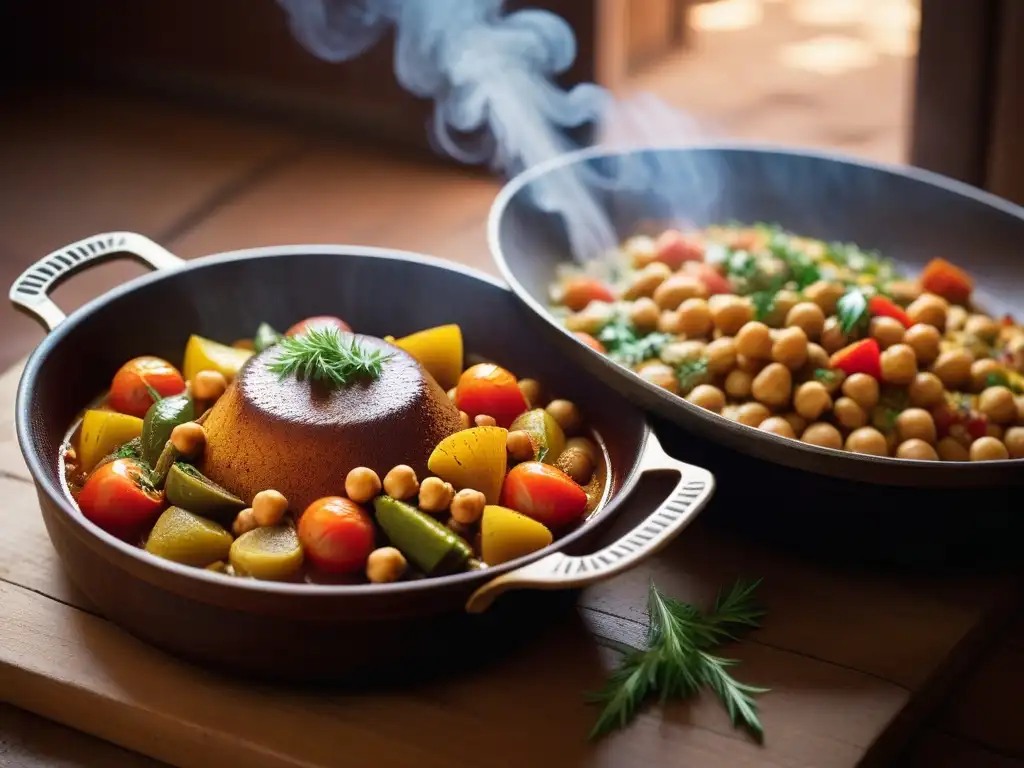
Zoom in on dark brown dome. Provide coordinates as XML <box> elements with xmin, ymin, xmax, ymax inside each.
<box><xmin>199</xmin><ymin>335</ymin><xmax>462</xmax><ymax>515</ymax></box>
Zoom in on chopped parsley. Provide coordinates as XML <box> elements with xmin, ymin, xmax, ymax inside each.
<box><xmin>813</xmin><ymin>368</ymin><xmax>841</xmax><ymax>386</ymax></box>
<box><xmin>985</xmin><ymin>371</ymin><xmax>1024</xmax><ymax>395</ymax></box>
<box><xmin>677</xmin><ymin>357</ymin><xmax>711</xmax><ymax>395</ymax></box>
<box><xmin>597</xmin><ymin>317</ymin><xmax>673</xmax><ymax>367</ymax></box>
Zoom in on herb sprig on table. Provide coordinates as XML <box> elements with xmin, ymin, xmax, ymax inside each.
<box><xmin>268</xmin><ymin>327</ymin><xmax>390</xmax><ymax>388</ymax></box>
<box><xmin>588</xmin><ymin>579</ymin><xmax>768</xmax><ymax>741</ymax></box>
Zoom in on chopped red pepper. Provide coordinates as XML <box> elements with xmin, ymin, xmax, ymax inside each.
<box><xmin>654</xmin><ymin>229</ymin><xmax>705</xmax><ymax>268</ymax></box>
<box><xmin>683</xmin><ymin>261</ymin><xmax>733</xmax><ymax>295</ymax></box>
<box><xmin>829</xmin><ymin>338</ymin><xmax>882</xmax><ymax>379</ymax></box>
<box><xmin>560</xmin><ymin>277</ymin><xmax>615</xmax><ymax>312</ymax></box>
<box><xmin>868</xmin><ymin>295</ymin><xmax>912</xmax><ymax>328</ymax></box>
<box><xmin>920</xmin><ymin>257</ymin><xmax>974</xmax><ymax>305</ymax></box>
<box><xmin>574</xmin><ymin>332</ymin><xmax>606</xmax><ymax>354</ymax></box>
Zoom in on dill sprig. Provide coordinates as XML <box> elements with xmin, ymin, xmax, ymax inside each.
<box><xmin>587</xmin><ymin>579</ymin><xmax>768</xmax><ymax>742</ymax></box>
<box><xmin>267</xmin><ymin>327</ymin><xmax>390</xmax><ymax>388</ymax></box>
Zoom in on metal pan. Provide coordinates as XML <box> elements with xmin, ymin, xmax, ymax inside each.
<box><xmin>488</xmin><ymin>144</ymin><xmax>1024</xmax><ymax>488</ymax></box>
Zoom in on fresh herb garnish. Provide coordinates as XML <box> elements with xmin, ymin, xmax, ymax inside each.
<box><xmin>984</xmin><ymin>371</ymin><xmax>1024</xmax><ymax>395</ymax></box>
<box><xmin>114</xmin><ymin>439</ymin><xmax>142</xmax><ymax>460</ymax></box>
<box><xmin>267</xmin><ymin>327</ymin><xmax>390</xmax><ymax>388</ymax></box>
<box><xmin>677</xmin><ymin>357</ymin><xmax>711</xmax><ymax>395</ymax></box>
<box><xmin>597</xmin><ymin>317</ymin><xmax>672</xmax><ymax>367</ymax></box>
<box><xmin>836</xmin><ymin>288</ymin><xmax>870</xmax><ymax>334</ymax></box>
<box><xmin>766</xmin><ymin>229</ymin><xmax>820</xmax><ymax>289</ymax></box>
<box><xmin>813</xmin><ymin>368</ymin><xmax>841</xmax><ymax>386</ymax></box>
<box><xmin>254</xmin><ymin>322</ymin><xmax>284</xmax><ymax>353</ymax></box>
<box><xmin>588</xmin><ymin>580</ymin><xmax>768</xmax><ymax>741</ymax></box>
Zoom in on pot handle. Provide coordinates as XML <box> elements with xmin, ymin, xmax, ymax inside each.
<box><xmin>465</xmin><ymin>431</ymin><xmax>715</xmax><ymax>613</ymax></box>
<box><xmin>10</xmin><ymin>231</ymin><xmax>183</xmax><ymax>331</ymax></box>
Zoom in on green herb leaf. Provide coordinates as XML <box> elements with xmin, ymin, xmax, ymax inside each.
<box><xmin>677</xmin><ymin>357</ymin><xmax>710</xmax><ymax>395</ymax></box>
<box><xmin>587</xmin><ymin>580</ymin><xmax>768</xmax><ymax>742</ymax></box>
<box><xmin>767</xmin><ymin>230</ymin><xmax>820</xmax><ymax>289</ymax></box>
<box><xmin>984</xmin><ymin>371</ymin><xmax>1024</xmax><ymax>395</ymax></box>
<box><xmin>836</xmin><ymin>288</ymin><xmax>869</xmax><ymax>335</ymax></box>
<box><xmin>267</xmin><ymin>327</ymin><xmax>390</xmax><ymax>388</ymax></box>
<box><xmin>597</xmin><ymin>317</ymin><xmax>672</xmax><ymax>367</ymax></box>
<box><xmin>254</xmin><ymin>322</ymin><xmax>284</xmax><ymax>353</ymax></box>
<box><xmin>813</xmin><ymin>368</ymin><xmax>840</xmax><ymax>386</ymax></box>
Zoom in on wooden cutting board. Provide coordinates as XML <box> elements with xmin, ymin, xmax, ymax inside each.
<box><xmin>0</xmin><ymin>357</ymin><xmax>1020</xmax><ymax>768</ymax></box>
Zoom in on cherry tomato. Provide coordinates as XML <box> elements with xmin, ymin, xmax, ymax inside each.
<box><xmin>455</xmin><ymin>363</ymin><xmax>530</xmax><ymax>428</ymax></box>
<box><xmin>500</xmin><ymin>461</ymin><xmax>588</xmax><ymax>529</ymax></box>
<box><xmin>108</xmin><ymin>356</ymin><xmax>186</xmax><ymax>418</ymax></box>
<box><xmin>560</xmin><ymin>277</ymin><xmax>615</xmax><ymax>313</ymax></box>
<box><xmin>830</xmin><ymin>338</ymin><xmax>882</xmax><ymax>379</ymax></box>
<box><xmin>920</xmin><ymin>257</ymin><xmax>973</xmax><ymax>305</ymax></box>
<box><xmin>78</xmin><ymin>458</ymin><xmax>164</xmax><ymax>539</ymax></box>
<box><xmin>298</xmin><ymin>496</ymin><xmax>376</xmax><ymax>574</ymax></box>
<box><xmin>868</xmin><ymin>295</ymin><xmax>911</xmax><ymax>328</ymax></box>
<box><xmin>285</xmin><ymin>316</ymin><xmax>353</xmax><ymax>337</ymax></box>
<box><xmin>574</xmin><ymin>332</ymin><xmax>606</xmax><ymax>354</ymax></box>
<box><xmin>654</xmin><ymin>229</ymin><xmax>704</xmax><ymax>268</ymax></box>
<box><xmin>683</xmin><ymin>261</ymin><xmax>733</xmax><ymax>295</ymax></box>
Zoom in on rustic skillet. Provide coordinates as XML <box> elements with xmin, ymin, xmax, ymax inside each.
<box><xmin>489</xmin><ymin>144</ymin><xmax>1024</xmax><ymax>488</ymax></box>
<box><xmin>10</xmin><ymin>232</ymin><xmax>714</xmax><ymax>683</ymax></box>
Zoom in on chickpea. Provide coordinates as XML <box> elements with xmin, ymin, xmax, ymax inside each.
<box><xmin>878</xmin><ymin>344</ymin><xmax>917</xmax><ymax>385</ymax></box>
<box><xmin>969</xmin><ymin>359</ymin><xmax>1003</xmax><ymax>393</ymax></box>
<box><xmin>565</xmin><ymin>301</ymin><xmax>615</xmax><ymax>334</ymax></box>
<box><xmin>506</xmin><ymin>430</ymin><xmax>535</xmax><ymax>463</ymax></box>
<box><xmin>193</xmin><ymin>370</ymin><xmax>228</xmax><ymax>401</ymax></box>
<box><xmin>446</xmin><ymin>518</ymin><xmax>475</xmax><ymax>540</ymax></box>
<box><xmin>869</xmin><ymin>316</ymin><xmax>905</xmax><ymax>350</ymax></box>
<box><xmin>459</xmin><ymin>411</ymin><xmax>472</xmax><ymax>430</ymax></box>
<box><xmin>801</xmin><ymin>422</ymin><xmax>843</xmax><ymax>450</ymax></box>
<box><xmin>686</xmin><ymin>384</ymin><xmax>725</xmax><ymax>413</ymax></box>
<box><xmin>1003</xmin><ymin>427</ymin><xmax>1024</xmax><ymax>459</ymax></box>
<box><xmin>937</xmin><ymin>437</ymin><xmax>970</xmax><ymax>461</ymax></box>
<box><xmin>764</xmin><ymin>289</ymin><xmax>800</xmax><ymax>328</ymax></box>
<box><xmin>903</xmin><ymin>324</ymin><xmax>941</xmax><ymax>365</ymax></box>
<box><xmin>979</xmin><ymin>385</ymin><xmax>1018</xmax><ymax>424</ymax></box>
<box><xmin>722</xmin><ymin>404</ymin><xmax>740</xmax><ymax>421</ymax></box>
<box><xmin>964</xmin><ymin>314</ymin><xmax>1000</xmax><ymax>342</ymax></box>
<box><xmin>786</xmin><ymin>302</ymin><xmax>826</xmax><ymax>340</ymax></box>
<box><xmin>637</xmin><ymin>362</ymin><xmax>680</xmax><ymax>395</ymax></box>
<box><xmin>622</xmin><ymin>262</ymin><xmax>671</xmax><ymax>300</ymax></box>
<box><xmin>383</xmin><ymin>465</ymin><xmax>419</xmax><ymax>500</ymax></box>
<box><xmin>560</xmin><ymin>446</ymin><xmax>595</xmax><ymax>485</ymax></box>
<box><xmin>252</xmin><ymin>489</ymin><xmax>288</xmax><ymax>527</ymax></box>
<box><xmin>946</xmin><ymin>305</ymin><xmax>968</xmax><ymax>332</ymax></box>
<box><xmin>805</xmin><ymin>343</ymin><xmax>831</xmax><ymax>374</ymax></box>
<box><xmin>759</xmin><ymin>416</ymin><xmax>796</xmax><ymax>438</ymax></box>
<box><xmin>988</xmin><ymin>424</ymin><xmax>1005</xmax><ymax>441</ymax></box>
<box><xmin>653</xmin><ymin>274</ymin><xmax>707</xmax><ymax>310</ymax></box>
<box><xmin>518</xmin><ymin>378</ymin><xmax>542</xmax><ymax>408</ymax></box>
<box><xmin>624</xmin><ymin>235</ymin><xmax>658</xmax><ymax>267</ymax></box>
<box><xmin>908</xmin><ymin>372</ymin><xmax>945</xmax><ymax>408</ymax></box>
<box><xmin>737</xmin><ymin>354</ymin><xmax>767</xmax><ymax>376</ymax></box>
<box><xmin>833</xmin><ymin>396</ymin><xmax>868</xmax><ymax>429</ymax></box>
<box><xmin>345</xmin><ymin>467</ymin><xmax>382</xmax><ymax>503</ymax></box>
<box><xmin>1018</xmin><ymin>395</ymin><xmax>1024</xmax><ymax>422</ymax></box>
<box><xmin>819</xmin><ymin>316</ymin><xmax>847</xmax><ymax>355</ymax></box>
<box><xmin>970</xmin><ymin>436</ymin><xmax>1010</xmax><ymax>461</ymax></box>
<box><xmin>793</xmin><ymin>381</ymin><xmax>832</xmax><ymax>421</ymax></box>
<box><xmin>906</xmin><ymin>293</ymin><xmax>948</xmax><ymax>330</ymax></box>
<box><xmin>474</xmin><ymin>414</ymin><xmax>498</xmax><ymax>427</ymax></box>
<box><xmin>170</xmin><ymin>422</ymin><xmax>206</xmax><ymax>457</ymax></box>
<box><xmin>888</xmin><ymin>280</ymin><xmax>922</xmax><ymax>305</ymax></box>
<box><xmin>752</xmin><ymin>363</ymin><xmax>793</xmax><ymax>408</ymax></box>
<box><xmin>676</xmin><ymin>298</ymin><xmax>714</xmax><ymax>338</ymax></box>
<box><xmin>418</xmin><ymin>476</ymin><xmax>456</xmax><ymax>513</ymax></box>
<box><xmin>546</xmin><ymin>399</ymin><xmax>583</xmax><ymax>434</ymax></box>
<box><xmin>366</xmin><ymin>547</ymin><xmax>407</xmax><ymax>584</ymax></box>
<box><xmin>783</xmin><ymin>412</ymin><xmax>807</xmax><ymax>435</ymax></box>
<box><xmin>772</xmin><ymin>326</ymin><xmax>809</xmax><ymax>370</ymax></box>
<box><xmin>736</xmin><ymin>321</ymin><xmax>773</xmax><ymax>359</ymax></box>
<box><xmin>896</xmin><ymin>438</ymin><xmax>939</xmax><ymax>460</ymax></box>
<box><xmin>232</xmin><ymin>508</ymin><xmax>257</xmax><ymax>537</ymax></box>
<box><xmin>450</xmin><ymin>488</ymin><xmax>486</xmax><ymax>525</ymax></box>
<box><xmin>932</xmin><ymin>348</ymin><xmax>974</xmax><ymax>389</ymax></box>
<box><xmin>709</xmin><ymin>295</ymin><xmax>754</xmax><ymax>336</ymax></box>
<box><xmin>657</xmin><ymin>309</ymin><xmax>684</xmax><ymax>335</ymax></box>
<box><xmin>627</xmin><ymin>298</ymin><xmax>660</xmax><ymax>333</ymax></box>
<box><xmin>566</xmin><ymin>436</ymin><xmax>599</xmax><ymax>463</ymax></box>
<box><xmin>735</xmin><ymin>402</ymin><xmax>772</xmax><ymax>427</ymax></box>
<box><xmin>895</xmin><ymin>408</ymin><xmax>937</xmax><ymax>444</ymax></box>
<box><xmin>447</xmin><ymin>387</ymin><xmax>458</xmax><ymax>403</ymax></box>
<box><xmin>705</xmin><ymin>337</ymin><xmax>738</xmax><ymax>376</ymax></box>
<box><xmin>660</xmin><ymin>340</ymin><xmax>706</xmax><ymax>365</ymax></box>
<box><xmin>803</xmin><ymin>281</ymin><xmax>845</xmax><ymax>315</ymax></box>
<box><xmin>841</xmin><ymin>373</ymin><xmax>880</xmax><ymax>410</ymax></box>
<box><xmin>725</xmin><ymin>369</ymin><xmax>753</xmax><ymax>399</ymax></box>
<box><xmin>845</xmin><ymin>427</ymin><xmax>889</xmax><ymax>456</ymax></box>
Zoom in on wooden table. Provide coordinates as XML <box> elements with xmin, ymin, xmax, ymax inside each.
<box><xmin>1</xmin><ymin>357</ymin><xmax>1020</xmax><ymax>768</ymax></box>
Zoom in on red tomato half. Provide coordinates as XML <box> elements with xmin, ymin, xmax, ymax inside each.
<box><xmin>108</xmin><ymin>356</ymin><xmax>186</xmax><ymax>418</ymax></box>
<box><xmin>285</xmin><ymin>316</ymin><xmax>353</xmax><ymax>337</ymax></box>
<box><xmin>455</xmin><ymin>363</ymin><xmax>529</xmax><ymax>428</ymax></box>
<box><xmin>299</xmin><ymin>496</ymin><xmax>376</xmax><ymax>574</ymax></box>
<box><xmin>654</xmin><ymin>229</ymin><xmax>704</xmax><ymax>268</ymax></box>
<box><xmin>683</xmin><ymin>261</ymin><xmax>733</xmax><ymax>295</ymax></box>
<box><xmin>560</xmin><ymin>277</ymin><xmax>615</xmax><ymax>313</ymax></box>
<box><xmin>574</xmin><ymin>332</ymin><xmax>606</xmax><ymax>354</ymax></box>
<box><xmin>78</xmin><ymin>458</ymin><xmax>164</xmax><ymax>539</ymax></box>
<box><xmin>500</xmin><ymin>461</ymin><xmax>588</xmax><ymax>529</ymax></box>
<box><xmin>868</xmin><ymin>295</ymin><xmax>911</xmax><ymax>328</ymax></box>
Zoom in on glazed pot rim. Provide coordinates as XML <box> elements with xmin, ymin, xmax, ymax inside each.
<box><xmin>17</xmin><ymin>243</ymin><xmax>650</xmax><ymax>602</ymax></box>
<box><xmin>487</xmin><ymin>141</ymin><xmax>1024</xmax><ymax>476</ymax></box>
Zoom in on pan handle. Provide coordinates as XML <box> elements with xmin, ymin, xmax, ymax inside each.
<box><xmin>465</xmin><ymin>431</ymin><xmax>715</xmax><ymax>613</ymax></box>
<box><xmin>10</xmin><ymin>231</ymin><xmax>183</xmax><ymax>332</ymax></box>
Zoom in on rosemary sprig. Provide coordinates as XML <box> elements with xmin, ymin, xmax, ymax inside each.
<box><xmin>267</xmin><ymin>326</ymin><xmax>390</xmax><ymax>388</ymax></box>
<box><xmin>588</xmin><ymin>579</ymin><xmax>768</xmax><ymax>742</ymax></box>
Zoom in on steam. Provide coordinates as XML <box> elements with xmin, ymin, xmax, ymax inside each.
<box><xmin>278</xmin><ymin>0</ymin><xmax>717</xmax><ymax>261</ymax></box>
